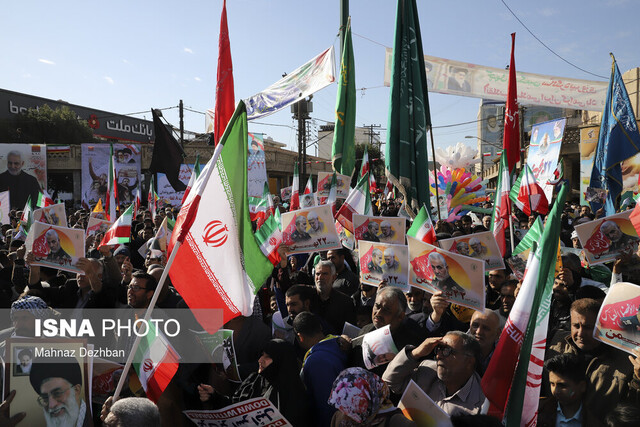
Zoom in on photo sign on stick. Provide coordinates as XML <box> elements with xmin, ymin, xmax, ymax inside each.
<box><xmin>353</xmin><ymin>214</ymin><xmax>406</xmax><ymax>246</ymax></box>
<box><xmin>26</xmin><ymin>222</ymin><xmax>86</xmax><ymax>274</ymax></box>
<box><xmin>281</xmin><ymin>205</ymin><xmax>341</xmax><ymax>255</ymax></box>
<box><xmin>408</xmin><ymin>236</ymin><xmax>485</xmax><ymax>311</ymax></box>
<box><xmin>574</xmin><ymin>210</ymin><xmax>640</xmax><ymax>265</ymax></box>
<box><xmin>438</xmin><ymin>231</ymin><xmax>505</xmax><ymax>270</ymax></box>
<box><xmin>316</xmin><ymin>171</ymin><xmax>350</xmax><ymax>199</ymax></box>
<box><xmin>594</xmin><ymin>282</ymin><xmax>640</xmax><ymax>355</ymax></box>
<box><xmin>358</xmin><ymin>241</ymin><xmax>409</xmax><ymax>291</ymax></box>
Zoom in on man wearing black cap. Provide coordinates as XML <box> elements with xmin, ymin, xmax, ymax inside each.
<box><xmin>29</xmin><ymin>356</ymin><xmax>90</xmax><ymax>426</ymax></box>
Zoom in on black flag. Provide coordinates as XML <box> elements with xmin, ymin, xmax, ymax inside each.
<box><xmin>150</xmin><ymin>109</ymin><xmax>187</xmax><ymax>192</ymax></box>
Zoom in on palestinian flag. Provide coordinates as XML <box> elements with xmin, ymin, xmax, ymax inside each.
<box><xmin>133</xmin><ymin>321</ymin><xmax>179</xmax><ymax>402</ymax></box>
<box><xmin>509</xmin><ymin>165</ymin><xmax>549</xmax><ymax>216</ymax></box>
<box><xmin>98</xmin><ymin>204</ymin><xmax>133</xmax><ymax>248</ymax></box>
<box><xmin>336</xmin><ymin>172</ymin><xmax>372</xmax><ymax>232</ymax></box>
<box><xmin>407</xmin><ymin>205</ymin><xmax>436</xmax><ymax>244</ymax></box>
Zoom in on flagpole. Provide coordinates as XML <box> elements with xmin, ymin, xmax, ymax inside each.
<box><xmin>429</xmin><ymin>128</ymin><xmax>441</xmax><ymax>221</ymax></box>
<box><xmin>112</xmin><ymin>142</ymin><xmax>225</xmax><ymax>402</ymax></box>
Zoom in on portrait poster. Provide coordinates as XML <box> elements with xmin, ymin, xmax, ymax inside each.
<box><xmin>0</xmin><ymin>144</ymin><xmax>47</xmax><ymax>210</ymax></box>
<box><xmin>281</xmin><ymin>205</ymin><xmax>341</xmax><ymax>255</ymax></box>
<box><xmin>191</xmin><ymin>329</ymin><xmax>241</xmax><ymax>383</ymax></box>
<box><xmin>247</xmin><ymin>132</ymin><xmax>268</xmax><ymax>200</ymax></box>
<box><xmin>398</xmin><ymin>380</ymin><xmax>452</xmax><ymax>427</ymax></box>
<box><xmin>574</xmin><ymin>210</ymin><xmax>640</xmax><ymax>265</ymax></box>
<box><xmin>157</xmin><ymin>163</ymin><xmax>193</xmax><ymax>207</ymax></box>
<box><xmin>81</xmin><ymin>144</ymin><xmax>141</xmax><ymax>209</ymax></box>
<box><xmin>361</xmin><ymin>325</ymin><xmax>398</xmax><ymax>370</ymax></box>
<box><xmin>438</xmin><ymin>231</ymin><xmax>505</xmax><ymax>270</ymax></box>
<box><xmin>33</xmin><ymin>203</ymin><xmax>68</xmax><ymax>227</ymax></box>
<box><xmin>299</xmin><ymin>192</ymin><xmax>317</xmax><ymax>209</ymax></box>
<box><xmin>526</xmin><ymin>118</ymin><xmax>566</xmax><ymax>203</ymax></box>
<box><xmin>85</xmin><ymin>217</ymin><xmax>113</xmax><ymax>240</ymax></box>
<box><xmin>408</xmin><ymin>237</ymin><xmax>485</xmax><ymax>311</ymax></box>
<box><xmin>25</xmin><ymin>222</ymin><xmax>86</xmax><ymax>274</ymax></box>
<box><xmin>579</xmin><ymin>127</ymin><xmax>599</xmax><ymax>205</ymax></box>
<box><xmin>184</xmin><ymin>397</ymin><xmax>292</xmax><ymax>427</ymax></box>
<box><xmin>316</xmin><ymin>172</ymin><xmax>350</xmax><ymax>199</ymax></box>
<box><xmin>280</xmin><ymin>185</ymin><xmax>292</xmax><ymax>201</ymax></box>
<box><xmin>335</xmin><ymin>221</ymin><xmax>355</xmax><ymax>251</ymax></box>
<box><xmin>594</xmin><ymin>282</ymin><xmax>640</xmax><ymax>355</ymax></box>
<box><xmin>5</xmin><ymin>338</ymin><xmax>92</xmax><ymax>427</ymax></box>
<box><xmin>353</xmin><ymin>215</ymin><xmax>406</xmax><ymax>246</ymax></box>
<box><xmin>358</xmin><ymin>241</ymin><xmax>409</xmax><ymax>291</ymax></box>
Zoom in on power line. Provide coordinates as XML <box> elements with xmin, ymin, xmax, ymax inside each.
<box><xmin>499</xmin><ymin>0</ymin><xmax>608</xmax><ymax>80</ymax></box>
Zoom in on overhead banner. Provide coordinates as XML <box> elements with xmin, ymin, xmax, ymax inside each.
<box><xmin>384</xmin><ymin>48</ymin><xmax>607</xmax><ymax>110</ymax></box>
<box><xmin>526</xmin><ymin>118</ymin><xmax>566</xmax><ymax>203</ymax></box>
<box><xmin>81</xmin><ymin>144</ymin><xmax>141</xmax><ymax>209</ymax></box>
<box><xmin>244</xmin><ymin>46</ymin><xmax>336</xmax><ymax>120</ymax></box>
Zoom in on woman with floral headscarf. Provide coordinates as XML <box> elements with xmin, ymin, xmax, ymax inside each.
<box><xmin>328</xmin><ymin>367</ymin><xmax>415</xmax><ymax>426</ymax></box>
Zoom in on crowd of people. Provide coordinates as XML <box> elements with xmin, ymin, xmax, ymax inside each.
<box><xmin>0</xmin><ymin>193</ymin><xmax>639</xmax><ymax>427</ymax></box>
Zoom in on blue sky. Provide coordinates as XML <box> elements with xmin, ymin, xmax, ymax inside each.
<box><xmin>3</xmin><ymin>0</ymin><xmax>639</xmax><ymax>155</ymax></box>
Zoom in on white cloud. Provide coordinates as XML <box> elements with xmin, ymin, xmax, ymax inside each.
<box><xmin>104</xmin><ymin>76</ymin><xmax>114</xmax><ymax>85</ymax></box>
<box><xmin>38</xmin><ymin>59</ymin><xmax>55</xmax><ymax>65</ymax></box>
<box><xmin>184</xmin><ymin>47</ymin><xmax>193</xmax><ymax>54</ymax></box>
<box><xmin>194</xmin><ymin>77</ymin><xmax>201</xmax><ymax>82</ymax></box>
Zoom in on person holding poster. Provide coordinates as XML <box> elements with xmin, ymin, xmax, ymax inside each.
<box><xmin>0</xmin><ymin>150</ymin><xmax>41</xmax><ymax>210</ymax></box>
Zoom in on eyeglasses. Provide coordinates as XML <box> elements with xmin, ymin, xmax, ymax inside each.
<box><xmin>127</xmin><ymin>285</ymin><xmax>147</xmax><ymax>292</ymax></box>
<box><xmin>37</xmin><ymin>386</ymin><xmax>72</xmax><ymax>407</ymax></box>
<box><xmin>434</xmin><ymin>345</ymin><xmax>472</xmax><ymax>358</ymax></box>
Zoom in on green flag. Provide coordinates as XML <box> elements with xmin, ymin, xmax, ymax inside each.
<box><xmin>512</xmin><ymin>217</ymin><xmax>543</xmax><ymax>255</ymax></box>
<box><xmin>331</xmin><ymin>17</ymin><xmax>356</xmax><ymax>177</ymax></box>
<box><xmin>385</xmin><ymin>0</ymin><xmax>432</xmax><ymax>216</ymax></box>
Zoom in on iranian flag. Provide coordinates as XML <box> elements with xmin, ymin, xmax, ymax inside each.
<box><xmin>407</xmin><ymin>205</ymin><xmax>436</xmax><ymax>244</ymax></box>
<box><xmin>148</xmin><ymin>175</ymin><xmax>158</xmax><ymax>220</ymax></box>
<box><xmin>360</xmin><ymin>145</ymin><xmax>377</xmax><ymax>193</ymax></box>
<box><xmin>133</xmin><ymin>321</ymin><xmax>180</xmax><ymax>402</ymax></box>
<box><xmin>133</xmin><ymin>188</ymin><xmax>141</xmax><ymax>219</ymax></box>
<box><xmin>98</xmin><ymin>204</ymin><xmax>133</xmax><ymax>248</ymax></box>
<box><xmin>509</xmin><ymin>164</ymin><xmax>549</xmax><ymax>216</ymax></box>
<box><xmin>490</xmin><ymin>154</ymin><xmax>511</xmax><ymax>257</ymax></box>
<box><xmin>20</xmin><ymin>196</ymin><xmax>33</xmax><ymax>232</ymax></box>
<box><xmin>255</xmin><ymin>215</ymin><xmax>282</xmax><ymax>265</ymax></box>
<box><xmin>384</xmin><ymin>180</ymin><xmax>393</xmax><ymax>200</ymax></box>
<box><xmin>181</xmin><ymin>155</ymin><xmax>201</xmax><ymax>205</ymax></box>
<box><xmin>168</xmin><ymin>101</ymin><xmax>274</xmax><ymax>328</ymax></box>
<box><xmin>336</xmin><ymin>172</ymin><xmax>372</xmax><ymax>232</ymax></box>
<box><xmin>290</xmin><ymin>162</ymin><xmax>300</xmax><ymax>211</ymax></box>
<box><xmin>304</xmin><ymin>176</ymin><xmax>313</xmax><ymax>195</ymax></box>
<box><xmin>482</xmin><ymin>183</ymin><xmax>566</xmax><ymax>422</ymax></box>
<box><xmin>105</xmin><ymin>144</ymin><xmax>118</xmax><ymax>222</ymax></box>
<box><xmin>547</xmin><ymin>157</ymin><xmax>564</xmax><ymax>186</ymax></box>
<box><xmin>35</xmin><ymin>191</ymin><xmax>54</xmax><ymax>208</ymax></box>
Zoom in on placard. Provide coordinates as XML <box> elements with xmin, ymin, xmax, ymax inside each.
<box><xmin>358</xmin><ymin>241</ymin><xmax>409</xmax><ymax>291</ymax></box>
<box><xmin>26</xmin><ymin>222</ymin><xmax>86</xmax><ymax>274</ymax></box>
<box><xmin>408</xmin><ymin>237</ymin><xmax>485</xmax><ymax>311</ymax></box>
<box><xmin>0</xmin><ymin>144</ymin><xmax>47</xmax><ymax>210</ymax></box>
<box><xmin>316</xmin><ymin>172</ymin><xmax>350</xmax><ymax>199</ymax></box>
<box><xmin>361</xmin><ymin>325</ymin><xmax>398</xmax><ymax>370</ymax></box>
<box><xmin>594</xmin><ymin>282</ymin><xmax>640</xmax><ymax>355</ymax></box>
<box><xmin>353</xmin><ymin>215</ymin><xmax>406</xmax><ymax>245</ymax></box>
<box><xmin>438</xmin><ymin>231</ymin><xmax>505</xmax><ymax>270</ymax></box>
<box><xmin>398</xmin><ymin>380</ymin><xmax>452</xmax><ymax>427</ymax></box>
<box><xmin>574</xmin><ymin>210</ymin><xmax>640</xmax><ymax>265</ymax></box>
<box><xmin>527</xmin><ymin>118</ymin><xmax>566</xmax><ymax>203</ymax></box>
<box><xmin>281</xmin><ymin>205</ymin><xmax>341</xmax><ymax>254</ymax></box>
<box><xmin>33</xmin><ymin>203</ymin><xmax>68</xmax><ymax>227</ymax></box>
<box><xmin>184</xmin><ymin>397</ymin><xmax>291</xmax><ymax>427</ymax></box>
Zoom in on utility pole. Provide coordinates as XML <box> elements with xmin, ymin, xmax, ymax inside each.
<box><xmin>340</xmin><ymin>0</ymin><xmax>349</xmax><ymax>56</ymax></box>
<box><xmin>363</xmin><ymin>124</ymin><xmax>381</xmax><ymax>176</ymax></box>
<box><xmin>179</xmin><ymin>99</ymin><xmax>184</xmax><ymax>146</ymax></box>
<box><xmin>292</xmin><ymin>97</ymin><xmax>313</xmax><ymax>179</ymax></box>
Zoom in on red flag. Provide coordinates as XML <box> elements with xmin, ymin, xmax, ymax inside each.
<box><xmin>503</xmin><ymin>33</ymin><xmax>520</xmax><ymax>176</ymax></box>
<box><xmin>213</xmin><ymin>0</ymin><xmax>235</xmax><ymax>145</ymax></box>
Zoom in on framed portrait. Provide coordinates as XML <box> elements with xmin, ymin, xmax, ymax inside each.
<box><xmin>5</xmin><ymin>338</ymin><xmax>92</xmax><ymax>427</ymax></box>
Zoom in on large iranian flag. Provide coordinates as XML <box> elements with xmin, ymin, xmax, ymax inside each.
<box><xmin>133</xmin><ymin>321</ymin><xmax>179</xmax><ymax>402</ymax></box>
<box><xmin>168</xmin><ymin>102</ymin><xmax>274</xmax><ymax>329</ymax></box>
<box><xmin>335</xmin><ymin>172</ymin><xmax>372</xmax><ymax>232</ymax></box>
<box><xmin>509</xmin><ymin>164</ymin><xmax>549</xmax><ymax>216</ymax></box>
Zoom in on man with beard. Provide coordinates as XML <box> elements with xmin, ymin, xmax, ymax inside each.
<box><xmin>29</xmin><ymin>356</ymin><xmax>90</xmax><ymax>426</ymax></box>
<box><xmin>382</xmin><ymin>331</ymin><xmax>485</xmax><ymax>415</ymax></box>
<box><xmin>428</xmin><ymin>252</ymin><xmax>465</xmax><ymax>296</ymax></box>
<box><xmin>0</xmin><ymin>150</ymin><xmax>41</xmax><ymax>210</ymax></box>
<box><xmin>45</xmin><ymin>229</ymin><xmax>72</xmax><ymax>266</ymax></box>
<box><xmin>361</xmin><ymin>221</ymin><xmax>380</xmax><ymax>242</ymax></box>
<box><xmin>16</xmin><ymin>348</ymin><xmax>33</xmax><ymax>374</ymax></box>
